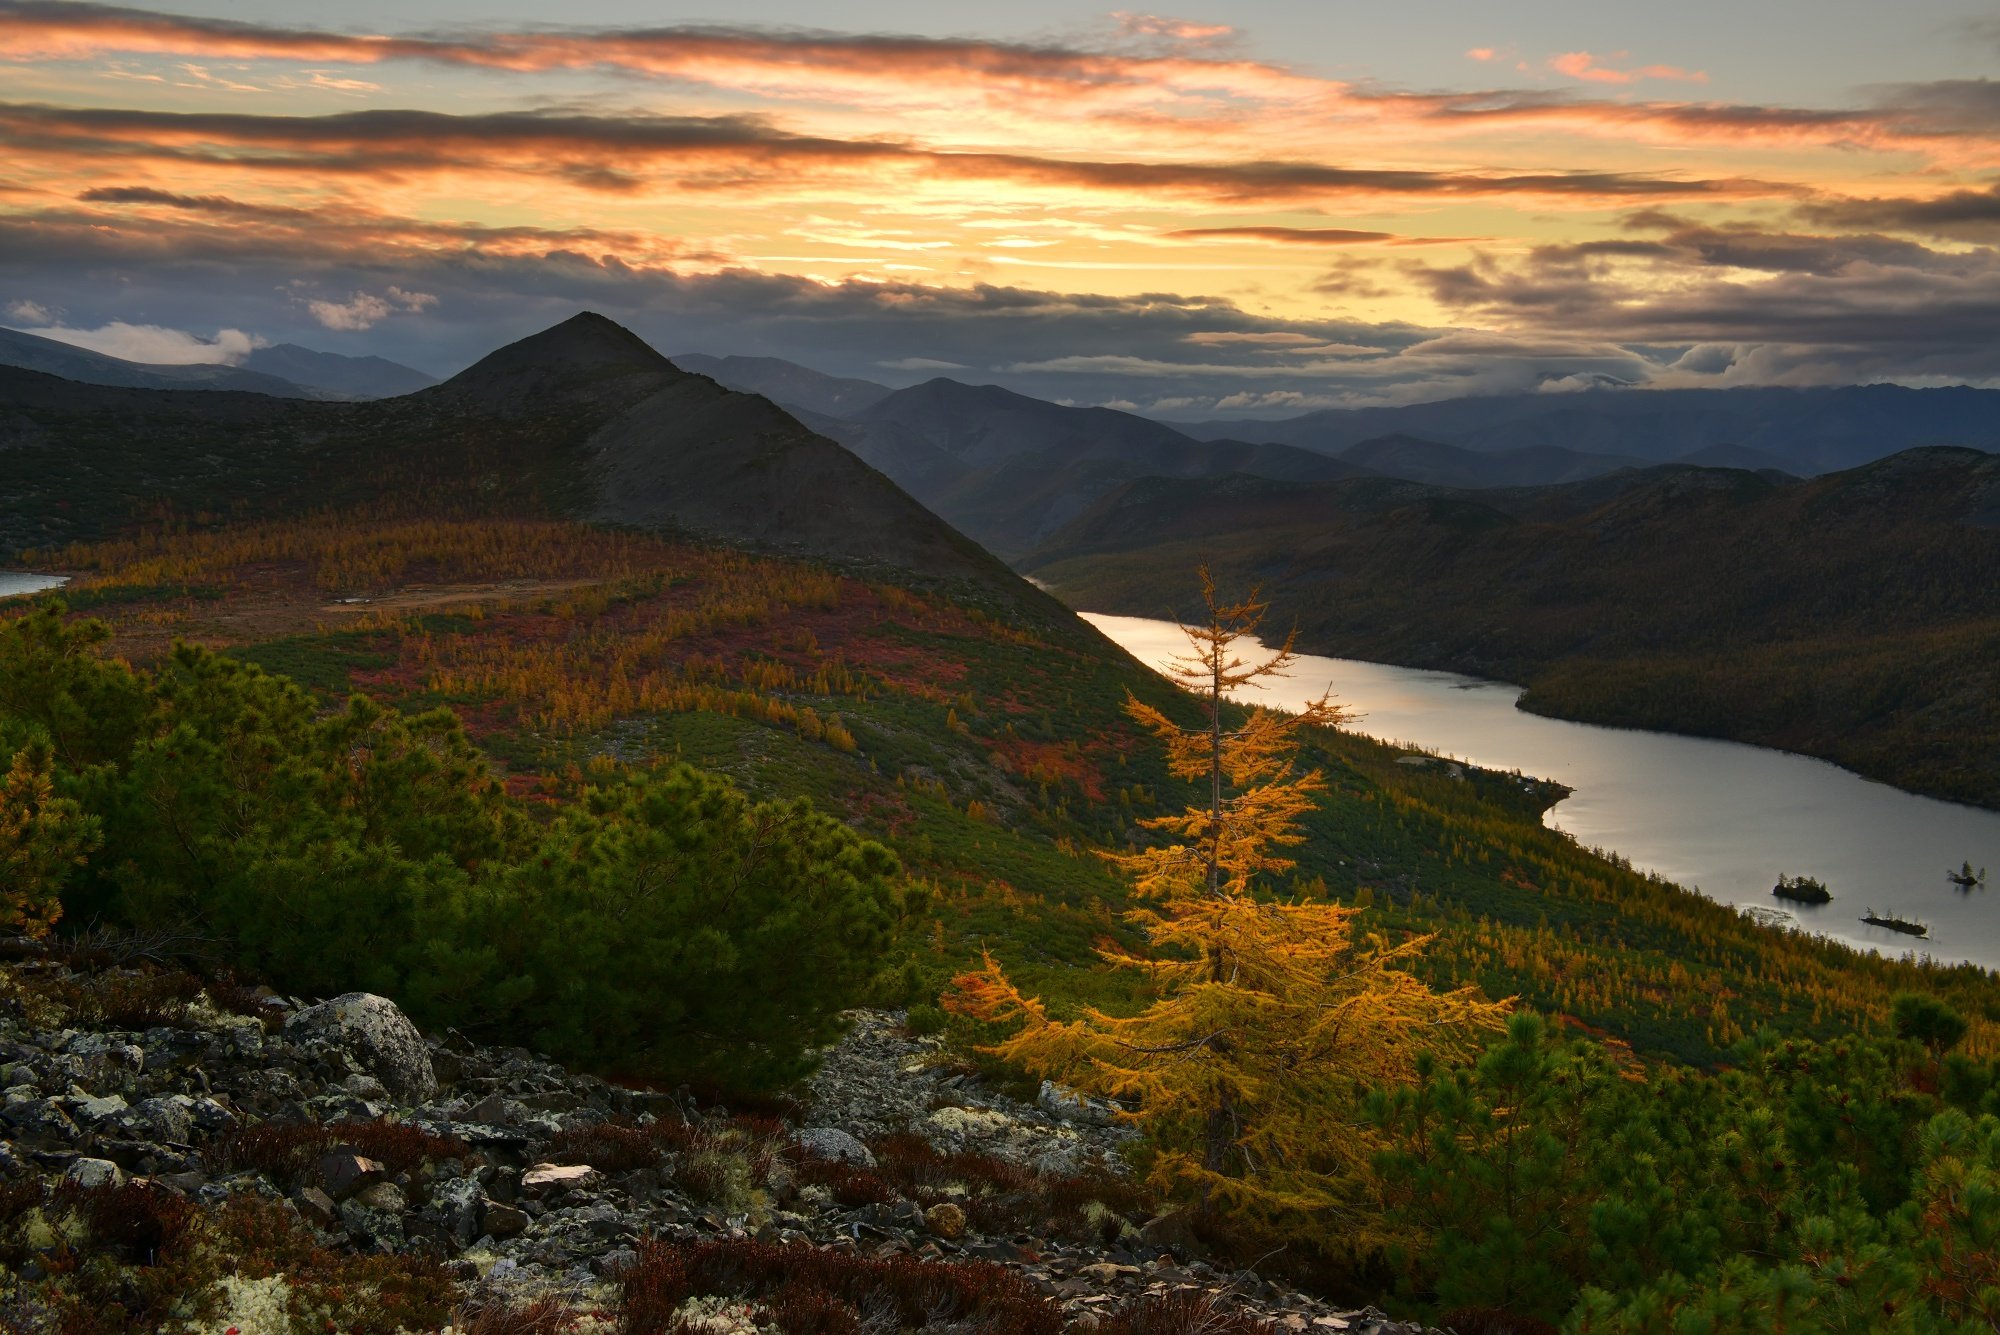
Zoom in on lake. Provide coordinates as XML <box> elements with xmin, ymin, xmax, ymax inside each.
<box><xmin>1085</xmin><ymin>612</ymin><xmax>2000</xmax><ymax>972</ymax></box>
<box><xmin>0</xmin><ymin>573</ymin><xmax>67</xmax><ymax>599</ymax></box>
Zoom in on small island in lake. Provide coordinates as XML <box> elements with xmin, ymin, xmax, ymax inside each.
<box><xmin>1948</xmin><ymin>861</ymin><xmax>1988</xmax><ymax>891</ymax></box>
<box><xmin>1773</xmin><ymin>873</ymin><xmax>1832</xmax><ymax>905</ymax></box>
<box><xmin>1861</xmin><ymin>909</ymin><xmax>1930</xmax><ymax>938</ymax></box>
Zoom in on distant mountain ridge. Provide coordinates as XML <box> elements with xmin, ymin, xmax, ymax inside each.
<box><xmin>1168</xmin><ymin>384</ymin><xmax>2000</xmax><ymax>474</ymax></box>
<box><xmin>0</xmin><ymin>326</ymin><xmax>435</xmax><ymax>400</ymax></box>
<box><xmin>670</xmin><ymin>353</ymin><xmax>893</xmax><ymax>417</ymax></box>
<box><xmin>242</xmin><ymin>343</ymin><xmax>437</xmax><ymax>398</ymax></box>
<box><xmin>777</xmin><ymin>376</ymin><xmax>1365</xmax><ymax>558</ymax></box>
<box><xmin>0</xmin><ymin>313</ymin><xmax>1021</xmax><ymax>600</ymax></box>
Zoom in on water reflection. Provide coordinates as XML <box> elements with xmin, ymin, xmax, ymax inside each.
<box><xmin>1086</xmin><ymin>612</ymin><xmax>2000</xmax><ymax>971</ymax></box>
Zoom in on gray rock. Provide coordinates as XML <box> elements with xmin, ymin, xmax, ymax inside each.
<box><xmin>1038</xmin><ymin>1080</ymin><xmax>1122</xmax><ymax>1127</ymax></box>
<box><xmin>796</xmin><ymin>1126</ymin><xmax>876</xmax><ymax>1169</ymax></box>
<box><xmin>2</xmin><ymin>1095</ymin><xmax>79</xmax><ymax>1143</ymax></box>
<box><xmin>133</xmin><ymin>1095</ymin><xmax>196</xmax><ymax>1144</ymax></box>
<box><xmin>339</xmin><ymin>1186</ymin><xmax>406</xmax><ymax>1246</ymax></box>
<box><xmin>63</xmin><ymin>1157</ymin><xmax>124</xmax><ymax>1190</ymax></box>
<box><xmin>424</xmin><ymin>1175</ymin><xmax>486</xmax><ymax>1249</ymax></box>
<box><xmin>287</xmin><ymin>993</ymin><xmax>436</xmax><ymax>1103</ymax></box>
<box><xmin>65</xmin><ymin>1092</ymin><xmax>130</xmax><ymax>1125</ymax></box>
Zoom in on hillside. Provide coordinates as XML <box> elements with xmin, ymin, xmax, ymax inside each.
<box><xmin>672</xmin><ymin>351</ymin><xmax>893</xmax><ymax>416</ymax></box>
<box><xmin>802</xmin><ymin>378</ymin><xmax>1363</xmax><ymax>557</ymax></box>
<box><xmin>12</xmin><ymin>435</ymin><xmax>2000</xmax><ymax>1327</ymax></box>
<box><xmin>0</xmin><ymin>312</ymin><xmax>1018</xmax><ymax>596</ymax></box>
<box><xmin>1336</xmin><ymin>434</ymin><xmax>1651</xmax><ymax>488</ymax></box>
<box><xmin>1026</xmin><ymin>448</ymin><xmax>2000</xmax><ymax>808</ymax></box>
<box><xmin>1172</xmin><ymin>383</ymin><xmax>2000</xmax><ymax>475</ymax></box>
<box><xmin>241</xmin><ymin>342</ymin><xmax>438</xmax><ymax>397</ymax></box>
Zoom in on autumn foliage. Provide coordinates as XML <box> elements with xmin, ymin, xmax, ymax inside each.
<box><xmin>950</xmin><ymin>569</ymin><xmax>1505</xmax><ymax>1234</ymax></box>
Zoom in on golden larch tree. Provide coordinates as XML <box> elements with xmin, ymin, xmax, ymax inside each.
<box><xmin>949</xmin><ymin>568</ymin><xmax>1506</xmax><ymax>1234</ymax></box>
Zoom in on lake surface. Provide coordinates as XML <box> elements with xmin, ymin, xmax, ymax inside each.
<box><xmin>1086</xmin><ymin>612</ymin><xmax>2000</xmax><ymax>971</ymax></box>
<box><xmin>0</xmin><ymin>572</ymin><xmax>67</xmax><ymax>599</ymax></box>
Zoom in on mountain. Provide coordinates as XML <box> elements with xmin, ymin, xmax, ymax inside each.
<box><xmin>671</xmin><ymin>352</ymin><xmax>893</xmax><ymax>417</ymax></box>
<box><xmin>0</xmin><ymin>327</ymin><xmax>437</xmax><ymax>400</ymax></box>
<box><xmin>802</xmin><ymin>378</ymin><xmax>1366</xmax><ymax>558</ymax></box>
<box><xmin>0</xmin><ymin>312</ymin><xmax>1014</xmax><ymax>593</ymax></box>
<box><xmin>241</xmin><ymin>343</ymin><xmax>437</xmax><ymax>398</ymax></box>
<box><xmin>1336</xmin><ymin>434</ymin><xmax>1648</xmax><ymax>488</ymax></box>
<box><xmin>1026</xmin><ymin>447</ymin><xmax>2000</xmax><ymax>808</ymax></box>
<box><xmin>0</xmin><ymin>325</ymin><xmax>319</xmax><ymax>396</ymax></box>
<box><xmin>1172</xmin><ymin>384</ymin><xmax>2000</xmax><ymax>476</ymax></box>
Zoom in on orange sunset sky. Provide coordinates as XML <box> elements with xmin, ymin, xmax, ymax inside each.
<box><xmin>2</xmin><ymin>0</ymin><xmax>1998</xmax><ymax>413</ymax></box>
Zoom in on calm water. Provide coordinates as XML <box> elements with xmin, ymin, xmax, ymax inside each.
<box><xmin>0</xmin><ymin>572</ymin><xmax>66</xmax><ymax>599</ymax></box>
<box><xmin>1086</xmin><ymin>612</ymin><xmax>2000</xmax><ymax>971</ymax></box>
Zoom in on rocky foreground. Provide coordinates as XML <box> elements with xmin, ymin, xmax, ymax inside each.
<box><xmin>0</xmin><ymin>940</ymin><xmax>1437</xmax><ymax>1334</ymax></box>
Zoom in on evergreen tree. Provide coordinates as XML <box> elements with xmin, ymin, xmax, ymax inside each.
<box><xmin>950</xmin><ymin>568</ymin><xmax>1505</xmax><ymax>1236</ymax></box>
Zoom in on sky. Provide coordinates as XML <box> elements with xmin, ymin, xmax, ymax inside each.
<box><xmin>2</xmin><ymin>0</ymin><xmax>1999</xmax><ymax>415</ymax></box>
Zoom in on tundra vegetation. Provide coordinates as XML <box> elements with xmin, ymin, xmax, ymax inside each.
<box><xmin>6</xmin><ymin>517</ymin><xmax>2000</xmax><ymax>1330</ymax></box>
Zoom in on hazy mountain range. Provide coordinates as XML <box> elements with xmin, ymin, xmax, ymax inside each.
<box><xmin>0</xmin><ymin>326</ymin><xmax>437</xmax><ymax>400</ymax></box>
<box><xmin>673</xmin><ymin>353</ymin><xmax>2000</xmax><ymax>556</ymax></box>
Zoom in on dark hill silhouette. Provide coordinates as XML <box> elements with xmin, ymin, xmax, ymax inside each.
<box><xmin>802</xmin><ymin>377</ymin><xmax>1363</xmax><ymax>558</ymax></box>
<box><xmin>1336</xmin><ymin>434</ymin><xmax>1647</xmax><ymax>488</ymax></box>
<box><xmin>671</xmin><ymin>353</ymin><xmax>893</xmax><ymax>417</ymax></box>
<box><xmin>1027</xmin><ymin>447</ymin><xmax>2000</xmax><ymax>809</ymax></box>
<box><xmin>0</xmin><ymin>314</ymin><xmax>1019</xmax><ymax>597</ymax></box>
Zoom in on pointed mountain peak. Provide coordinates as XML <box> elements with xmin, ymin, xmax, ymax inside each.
<box><xmin>438</xmin><ymin>312</ymin><xmax>674</xmax><ymax>404</ymax></box>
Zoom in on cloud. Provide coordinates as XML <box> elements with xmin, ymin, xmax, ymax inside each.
<box><xmin>7</xmin><ymin>1</ymin><xmax>1987</xmax><ymax>170</ymax></box>
<box><xmin>1165</xmin><ymin>225</ymin><xmax>1398</xmax><ymax>244</ymax></box>
<box><xmin>878</xmin><ymin>356</ymin><xmax>967</xmax><ymax>370</ymax></box>
<box><xmin>306</xmin><ymin>286</ymin><xmax>436</xmax><ymax>330</ymax></box>
<box><xmin>17</xmin><ymin>320</ymin><xmax>263</xmax><ymax>363</ymax></box>
<box><xmin>1465</xmin><ymin>48</ymin><xmax>1498</xmax><ymax>63</ymax></box>
<box><xmin>3</xmin><ymin>299</ymin><xmax>53</xmax><ymax>323</ymax></box>
<box><xmin>1183</xmin><ymin>330</ymin><xmax>1327</xmax><ymax>346</ymax></box>
<box><xmin>1549</xmin><ymin>51</ymin><xmax>1708</xmax><ymax>86</ymax></box>
<box><xmin>1800</xmin><ymin>183</ymin><xmax>2000</xmax><ymax>239</ymax></box>
<box><xmin>1111</xmin><ymin>12</ymin><xmax>1236</xmax><ymax>45</ymax></box>
<box><xmin>0</xmin><ymin>101</ymin><xmax>1798</xmax><ymax>211</ymax></box>
<box><xmin>1406</xmin><ymin>217</ymin><xmax>2000</xmax><ymax>386</ymax></box>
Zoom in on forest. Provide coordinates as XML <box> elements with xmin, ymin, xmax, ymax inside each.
<box><xmin>7</xmin><ymin>514</ymin><xmax>2000</xmax><ymax>1330</ymax></box>
<box><xmin>1025</xmin><ymin>450</ymin><xmax>2000</xmax><ymax>810</ymax></box>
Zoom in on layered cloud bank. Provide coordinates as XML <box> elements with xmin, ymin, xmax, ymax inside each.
<box><xmin>2</xmin><ymin>1</ymin><xmax>1997</xmax><ymax>410</ymax></box>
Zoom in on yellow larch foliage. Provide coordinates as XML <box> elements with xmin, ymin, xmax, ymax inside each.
<box><xmin>949</xmin><ymin>567</ymin><xmax>1507</xmax><ymax>1233</ymax></box>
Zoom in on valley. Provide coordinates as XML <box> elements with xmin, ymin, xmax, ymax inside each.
<box><xmin>6</xmin><ymin>313</ymin><xmax>2000</xmax><ymax>1331</ymax></box>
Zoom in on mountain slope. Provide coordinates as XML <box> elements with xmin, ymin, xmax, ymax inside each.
<box><xmin>1027</xmin><ymin>448</ymin><xmax>2000</xmax><ymax>808</ymax></box>
<box><xmin>0</xmin><ymin>327</ymin><xmax>437</xmax><ymax>400</ymax></box>
<box><xmin>671</xmin><ymin>352</ymin><xmax>893</xmax><ymax>417</ymax></box>
<box><xmin>1337</xmin><ymin>434</ymin><xmax>1648</xmax><ymax>488</ymax></box>
<box><xmin>0</xmin><ymin>312</ymin><xmax>1016</xmax><ymax>594</ymax></box>
<box><xmin>242</xmin><ymin>343</ymin><xmax>438</xmax><ymax>398</ymax></box>
<box><xmin>806</xmin><ymin>378</ymin><xmax>1365</xmax><ymax>557</ymax></box>
<box><xmin>1173</xmin><ymin>384</ymin><xmax>2000</xmax><ymax>475</ymax></box>
<box><xmin>0</xmin><ymin>325</ymin><xmax>318</xmax><ymax>396</ymax></box>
